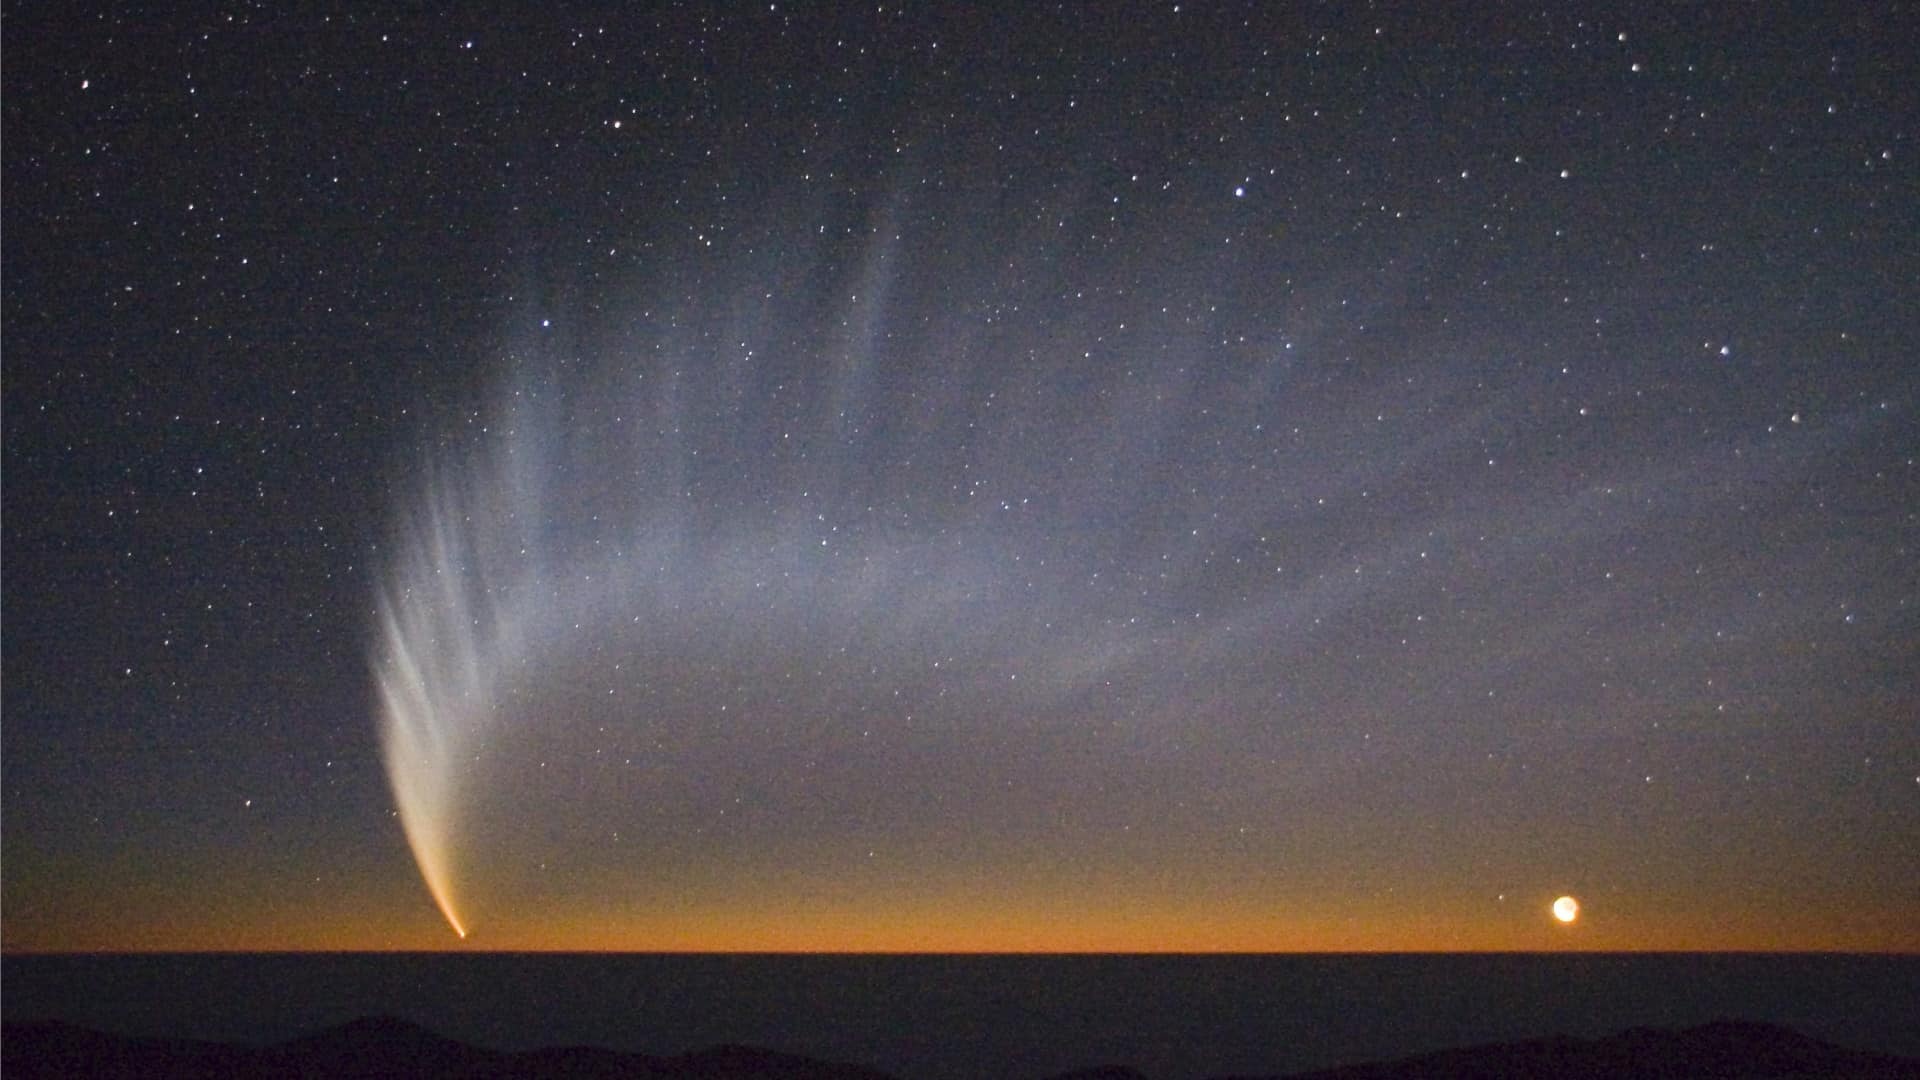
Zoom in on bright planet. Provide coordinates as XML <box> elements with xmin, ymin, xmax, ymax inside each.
<box><xmin>1553</xmin><ymin>896</ymin><xmax>1581</xmax><ymax>924</ymax></box>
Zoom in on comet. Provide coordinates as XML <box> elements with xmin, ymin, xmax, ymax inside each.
<box><xmin>373</xmin><ymin>459</ymin><xmax>534</xmax><ymax>941</ymax></box>
<box><xmin>372</xmin><ymin>497</ymin><xmax>479</xmax><ymax>940</ymax></box>
<box><xmin>372</xmin><ymin>373</ymin><xmax>643</xmax><ymax>940</ymax></box>
<box><xmin>367</xmin><ymin>198</ymin><xmax>1364</xmax><ymax>942</ymax></box>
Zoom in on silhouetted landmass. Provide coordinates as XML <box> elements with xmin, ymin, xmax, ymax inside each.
<box><xmin>4</xmin><ymin>1016</ymin><xmax>1916</xmax><ymax>1079</ymax></box>
<box><xmin>0</xmin><ymin>1017</ymin><xmax>894</xmax><ymax>1080</ymax></box>
<box><xmin>1225</xmin><ymin>1019</ymin><xmax>1920</xmax><ymax>1080</ymax></box>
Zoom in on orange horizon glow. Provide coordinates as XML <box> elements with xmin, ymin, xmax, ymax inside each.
<box><xmin>7</xmin><ymin>897</ymin><xmax>1914</xmax><ymax>956</ymax></box>
<box><xmin>8</xmin><ymin>843</ymin><xmax>1915</xmax><ymax>956</ymax></box>
<box><xmin>9</xmin><ymin>943</ymin><xmax>1916</xmax><ymax>955</ymax></box>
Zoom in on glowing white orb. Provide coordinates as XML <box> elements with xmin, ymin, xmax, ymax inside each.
<box><xmin>1552</xmin><ymin>895</ymin><xmax>1580</xmax><ymax>924</ymax></box>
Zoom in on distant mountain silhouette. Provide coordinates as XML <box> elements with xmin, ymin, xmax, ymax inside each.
<box><xmin>0</xmin><ymin>1017</ymin><xmax>895</xmax><ymax>1080</ymax></box>
<box><xmin>269</xmin><ymin>1014</ymin><xmax>499</xmax><ymax>1077</ymax></box>
<box><xmin>2</xmin><ymin>1019</ymin><xmax>259</xmax><ymax>1079</ymax></box>
<box><xmin>1226</xmin><ymin>1019</ymin><xmax>1920</xmax><ymax>1080</ymax></box>
<box><xmin>4</xmin><ymin>1015</ymin><xmax>1915</xmax><ymax>1079</ymax></box>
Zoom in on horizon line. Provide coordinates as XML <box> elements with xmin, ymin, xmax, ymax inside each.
<box><xmin>7</xmin><ymin>946</ymin><xmax>1917</xmax><ymax>958</ymax></box>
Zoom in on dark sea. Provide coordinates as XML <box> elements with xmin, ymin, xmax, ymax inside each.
<box><xmin>4</xmin><ymin>953</ymin><xmax>1914</xmax><ymax>1079</ymax></box>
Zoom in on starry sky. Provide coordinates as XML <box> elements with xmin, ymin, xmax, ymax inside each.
<box><xmin>4</xmin><ymin>4</ymin><xmax>1915</xmax><ymax>954</ymax></box>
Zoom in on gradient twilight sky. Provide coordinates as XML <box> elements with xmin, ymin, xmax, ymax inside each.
<box><xmin>3</xmin><ymin>4</ymin><xmax>1915</xmax><ymax>953</ymax></box>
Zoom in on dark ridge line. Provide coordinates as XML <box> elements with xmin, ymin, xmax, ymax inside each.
<box><xmin>4</xmin><ymin>1015</ymin><xmax>1918</xmax><ymax>1080</ymax></box>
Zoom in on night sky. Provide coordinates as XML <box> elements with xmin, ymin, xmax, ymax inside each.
<box><xmin>4</xmin><ymin>4</ymin><xmax>1915</xmax><ymax>954</ymax></box>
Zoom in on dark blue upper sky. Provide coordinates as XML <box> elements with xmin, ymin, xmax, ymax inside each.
<box><xmin>3</xmin><ymin>3</ymin><xmax>1914</xmax><ymax>951</ymax></box>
